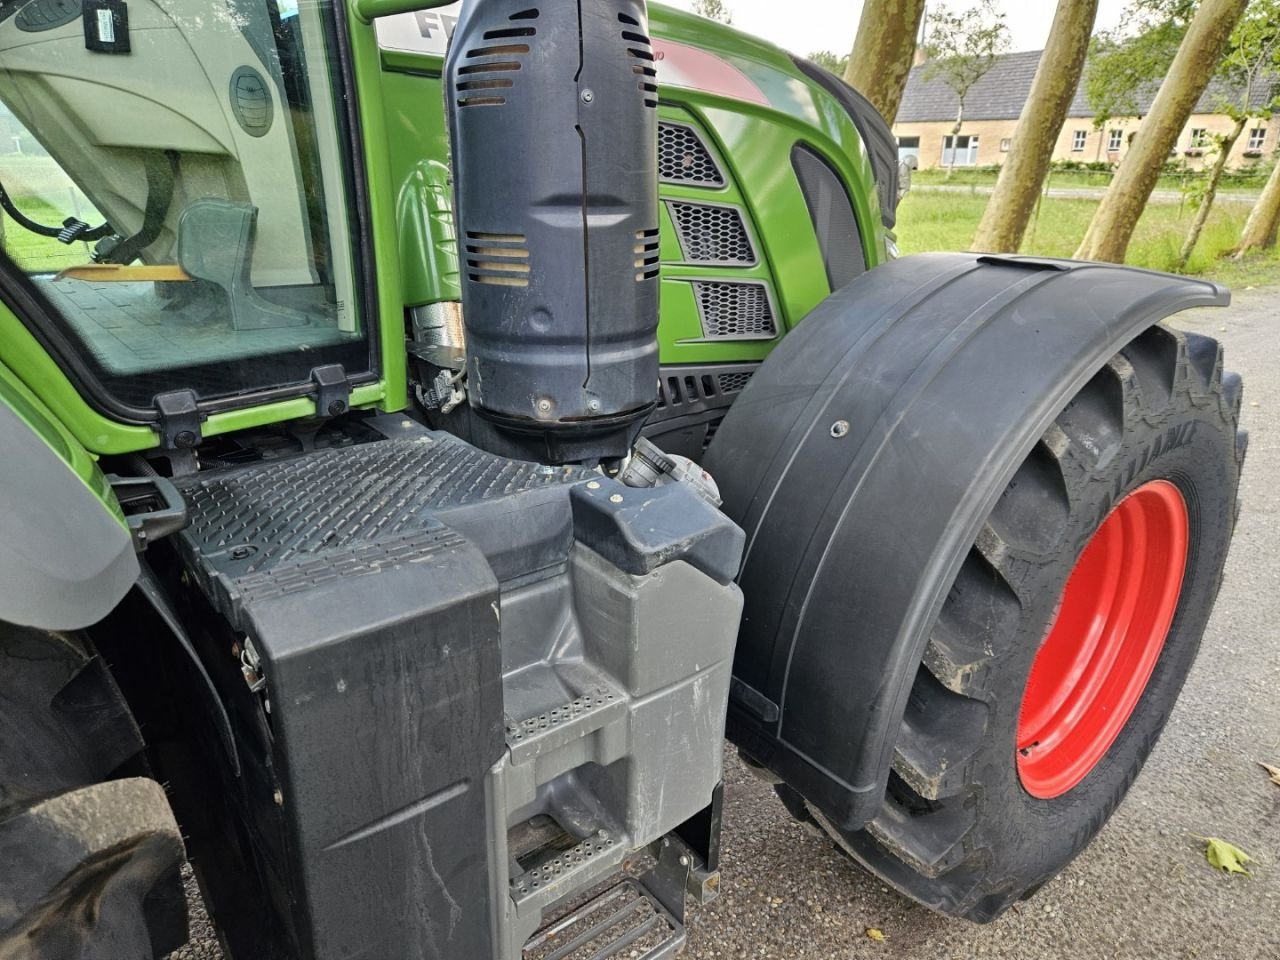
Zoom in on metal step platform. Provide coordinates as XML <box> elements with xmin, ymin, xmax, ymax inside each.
<box><xmin>523</xmin><ymin>879</ymin><xmax>685</xmax><ymax>960</ymax></box>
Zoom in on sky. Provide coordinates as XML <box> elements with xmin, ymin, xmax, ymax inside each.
<box><xmin>663</xmin><ymin>0</ymin><xmax>1131</xmax><ymax>58</ymax></box>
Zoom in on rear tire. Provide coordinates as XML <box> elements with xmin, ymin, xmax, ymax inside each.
<box><xmin>803</xmin><ymin>325</ymin><xmax>1245</xmax><ymax>920</ymax></box>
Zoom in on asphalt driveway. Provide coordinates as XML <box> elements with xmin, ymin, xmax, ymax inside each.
<box><xmin>175</xmin><ymin>286</ymin><xmax>1280</xmax><ymax>960</ymax></box>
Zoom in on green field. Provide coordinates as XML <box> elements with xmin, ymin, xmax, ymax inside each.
<box><xmin>911</xmin><ymin>164</ymin><xmax>1271</xmax><ymax>195</ymax></box>
<box><xmin>1</xmin><ymin>154</ymin><xmax>100</xmax><ymax>272</ymax></box>
<box><xmin>896</xmin><ymin>189</ymin><xmax>1280</xmax><ymax>287</ymax></box>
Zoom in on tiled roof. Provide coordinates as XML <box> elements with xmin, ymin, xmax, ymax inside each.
<box><xmin>896</xmin><ymin>49</ymin><xmax>1277</xmax><ymax>123</ymax></box>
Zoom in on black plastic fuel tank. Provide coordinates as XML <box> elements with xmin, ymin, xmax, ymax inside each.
<box><xmin>446</xmin><ymin>0</ymin><xmax>660</xmax><ymax>464</ymax></box>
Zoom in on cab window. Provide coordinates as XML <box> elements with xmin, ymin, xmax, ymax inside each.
<box><xmin>0</xmin><ymin>0</ymin><xmax>368</xmax><ymax>409</ymax></box>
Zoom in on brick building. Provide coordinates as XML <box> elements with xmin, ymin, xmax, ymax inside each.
<box><xmin>893</xmin><ymin>50</ymin><xmax>1276</xmax><ymax>171</ymax></box>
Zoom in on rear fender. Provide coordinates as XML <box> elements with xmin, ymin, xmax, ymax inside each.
<box><xmin>704</xmin><ymin>253</ymin><xmax>1228</xmax><ymax>830</ymax></box>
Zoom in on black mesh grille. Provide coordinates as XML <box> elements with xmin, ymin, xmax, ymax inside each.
<box><xmin>692</xmin><ymin>281</ymin><xmax>777</xmax><ymax>339</ymax></box>
<box><xmin>659</xmin><ymin>122</ymin><xmax>724</xmax><ymax>185</ymax></box>
<box><xmin>717</xmin><ymin>371</ymin><xmax>754</xmax><ymax>393</ymax></box>
<box><xmin>668</xmin><ymin>202</ymin><xmax>755</xmax><ymax>264</ymax></box>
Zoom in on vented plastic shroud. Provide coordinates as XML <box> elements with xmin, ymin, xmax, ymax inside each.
<box><xmin>446</xmin><ymin>0</ymin><xmax>661</xmax><ymax>463</ymax></box>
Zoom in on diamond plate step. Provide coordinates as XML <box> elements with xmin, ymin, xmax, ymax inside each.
<box><xmin>522</xmin><ymin>878</ymin><xmax>685</xmax><ymax>960</ymax></box>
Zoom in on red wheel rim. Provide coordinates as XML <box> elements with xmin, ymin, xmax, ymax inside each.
<box><xmin>1016</xmin><ymin>480</ymin><xmax>1189</xmax><ymax>800</ymax></box>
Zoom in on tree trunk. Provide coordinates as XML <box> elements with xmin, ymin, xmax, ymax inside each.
<box><xmin>1175</xmin><ymin>117</ymin><xmax>1246</xmax><ymax>271</ymax></box>
<box><xmin>843</xmin><ymin>0</ymin><xmax>927</xmax><ymax>124</ymax></box>
<box><xmin>1074</xmin><ymin>0</ymin><xmax>1249</xmax><ymax>263</ymax></box>
<box><xmin>971</xmin><ymin>0</ymin><xmax>1100</xmax><ymax>253</ymax></box>
<box><xmin>947</xmin><ymin>107</ymin><xmax>964</xmax><ymax>180</ymax></box>
<box><xmin>1236</xmin><ymin>155</ymin><xmax>1280</xmax><ymax>255</ymax></box>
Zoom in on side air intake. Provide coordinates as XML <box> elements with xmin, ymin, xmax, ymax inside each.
<box><xmin>658</xmin><ymin>122</ymin><xmax>724</xmax><ymax>186</ymax></box>
<box><xmin>667</xmin><ymin>201</ymin><xmax>756</xmax><ymax>265</ymax></box>
<box><xmin>692</xmin><ymin>281</ymin><xmax>778</xmax><ymax>340</ymax></box>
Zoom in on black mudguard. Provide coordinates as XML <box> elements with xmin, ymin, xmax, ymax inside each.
<box><xmin>704</xmin><ymin>253</ymin><xmax>1229</xmax><ymax>831</ymax></box>
<box><xmin>0</xmin><ymin>401</ymin><xmax>137</xmax><ymax>631</ymax></box>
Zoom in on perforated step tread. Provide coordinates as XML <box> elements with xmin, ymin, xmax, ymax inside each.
<box><xmin>523</xmin><ymin>877</ymin><xmax>685</xmax><ymax>960</ymax></box>
<box><xmin>505</xmin><ymin>683</ymin><xmax>627</xmax><ymax>765</ymax></box>
<box><xmin>174</xmin><ymin>433</ymin><xmax>587</xmax><ymax>628</ymax></box>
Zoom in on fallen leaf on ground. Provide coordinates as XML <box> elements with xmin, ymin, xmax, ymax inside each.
<box><xmin>1202</xmin><ymin>837</ymin><xmax>1255</xmax><ymax>875</ymax></box>
<box><xmin>1260</xmin><ymin>761</ymin><xmax>1280</xmax><ymax>787</ymax></box>
<box><xmin>866</xmin><ymin>928</ymin><xmax>886</xmax><ymax>942</ymax></box>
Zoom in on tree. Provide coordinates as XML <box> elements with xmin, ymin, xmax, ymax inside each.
<box><xmin>972</xmin><ymin>0</ymin><xmax>1101</xmax><ymax>253</ymax></box>
<box><xmin>1075</xmin><ymin>0</ymin><xmax>1250</xmax><ymax>263</ymax></box>
<box><xmin>842</xmin><ymin>0</ymin><xmax>928</xmax><ymax>124</ymax></box>
<box><xmin>691</xmin><ymin>0</ymin><xmax>732</xmax><ymax>25</ymax></box>
<box><xmin>921</xmin><ymin>0</ymin><xmax>1011</xmax><ymax>178</ymax></box>
<box><xmin>1235</xmin><ymin>156</ymin><xmax>1280</xmax><ymax>254</ymax></box>
<box><xmin>1176</xmin><ymin>5</ymin><xmax>1280</xmax><ymax>269</ymax></box>
<box><xmin>1085</xmin><ymin>0</ymin><xmax>1197</xmax><ymax>130</ymax></box>
<box><xmin>809</xmin><ymin>50</ymin><xmax>850</xmax><ymax>77</ymax></box>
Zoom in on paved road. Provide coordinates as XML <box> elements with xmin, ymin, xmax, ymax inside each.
<box><xmin>175</xmin><ymin>287</ymin><xmax>1279</xmax><ymax>960</ymax></box>
<box><xmin>913</xmin><ymin>182</ymin><xmax>1261</xmax><ymax>205</ymax></box>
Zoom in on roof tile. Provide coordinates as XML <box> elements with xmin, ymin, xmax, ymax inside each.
<box><xmin>895</xmin><ymin>49</ymin><xmax>1277</xmax><ymax>124</ymax></box>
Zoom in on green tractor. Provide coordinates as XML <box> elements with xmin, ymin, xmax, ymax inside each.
<box><xmin>0</xmin><ymin>1</ymin><xmax>1245</xmax><ymax>957</ymax></box>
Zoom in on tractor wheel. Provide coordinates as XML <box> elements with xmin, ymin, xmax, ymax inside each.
<box><xmin>794</xmin><ymin>325</ymin><xmax>1245</xmax><ymax>920</ymax></box>
<box><xmin>0</xmin><ymin>622</ymin><xmax>188</xmax><ymax>959</ymax></box>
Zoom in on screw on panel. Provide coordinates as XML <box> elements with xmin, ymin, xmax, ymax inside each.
<box><xmin>610</xmin><ymin>494</ymin><xmax>624</xmax><ymax>504</ymax></box>
<box><xmin>587</xmin><ymin>480</ymin><xmax>601</xmax><ymax>490</ymax></box>
<box><xmin>581</xmin><ymin>89</ymin><xmax>594</xmax><ymax>103</ymax></box>
<box><xmin>830</xmin><ymin>419</ymin><xmax>850</xmax><ymax>438</ymax></box>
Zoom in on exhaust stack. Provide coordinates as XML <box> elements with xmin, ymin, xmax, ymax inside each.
<box><xmin>445</xmin><ymin>0</ymin><xmax>660</xmax><ymax>464</ymax></box>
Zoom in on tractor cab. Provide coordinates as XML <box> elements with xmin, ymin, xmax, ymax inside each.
<box><xmin>0</xmin><ymin>0</ymin><xmax>365</xmax><ymax>410</ymax></box>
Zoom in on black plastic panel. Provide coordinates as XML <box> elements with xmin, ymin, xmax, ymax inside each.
<box><xmin>642</xmin><ymin>363</ymin><xmax>758</xmax><ymax>462</ymax></box>
<box><xmin>792</xmin><ymin>144</ymin><xmax>867</xmax><ymax>291</ymax></box>
<box><xmin>793</xmin><ymin>56</ymin><xmax>899</xmax><ymax>229</ymax></box>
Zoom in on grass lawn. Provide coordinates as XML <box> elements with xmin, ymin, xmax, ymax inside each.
<box><xmin>912</xmin><ymin>166</ymin><xmax>1269</xmax><ymax>196</ymax></box>
<box><xmin>1</xmin><ymin>198</ymin><xmax>96</xmax><ymax>273</ymax></box>
<box><xmin>895</xmin><ymin>188</ymin><xmax>1280</xmax><ymax>288</ymax></box>
<box><xmin>1</xmin><ymin>154</ymin><xmax>101</xmax><ymax>272</ymax></box>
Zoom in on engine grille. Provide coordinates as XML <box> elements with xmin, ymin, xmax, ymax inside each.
<box><xmin>717</xmin><ymin>370</ymin><xmax>754</xmax><ymax>393</ymax></box>
<box><xmin>658</xmin><ymin>122</ymin><xmax>724</xmax><ymax>186</ymax></box>
<box><xmin>668</xmin><ymin>201</ymin><xmax>755</xmax><ymax>265</ymax></box>
<box><xmin>692</xmin><ymin>280</ymin><xmax>777</xmax><ymax>340</ymax></box>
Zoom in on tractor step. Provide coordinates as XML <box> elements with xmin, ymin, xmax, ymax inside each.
<box><xmin>504</xmin><ymin>670</ymin><xmax>627</xmax><ymax>764</ymax></box>
<box><xmin>510</xmin><ymin>828</ymin><xmax>629</xmax><ymax>913</ymax></box>
<box><xmin>522</xmin><ymin>878</ymin><xmax>685</xmax><ymax>960</ymax></box>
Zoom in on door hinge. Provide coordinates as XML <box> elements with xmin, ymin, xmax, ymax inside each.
<box><xmin>154</xmin><ymin>389</ymin><xmax>203</xmax><ymax>450</ymax></box>
<box><xmin>311</xmin><ymin>364</ymin><xmax>351</xmax><ymax>418</ymax></box>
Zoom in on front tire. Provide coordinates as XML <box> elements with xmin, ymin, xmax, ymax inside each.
<box><xmin>0</xmin><ymin>623</ymin><xmax>188</xmax><ymax>958</ymax></box>
<box><xmin>798</xmin><ymin>324</ymin><xmax>1245</xmax><ymax>920</ymax></box>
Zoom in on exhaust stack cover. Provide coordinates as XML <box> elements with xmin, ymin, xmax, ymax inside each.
<box><xmin>446</xmin><ymin>0</ymin><xmax>660</xmax><ymax>463</ymax></box>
